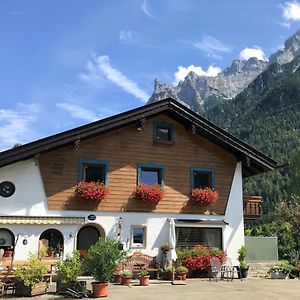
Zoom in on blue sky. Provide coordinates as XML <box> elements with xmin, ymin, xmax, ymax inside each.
<box><xmin>1</xmin><ymin>0</ymin><xmax>300</xmax><ymax>150</ymax></box>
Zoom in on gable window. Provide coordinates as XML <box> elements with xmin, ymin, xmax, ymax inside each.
<box><xmin>79</xmin><ymin>160</ymin><xmax>109</xmax><ymax>185</ymax></box>
<box><xmin>191</xmin><ymin>168</ymin><xmax>215</xmax><ymax>189</ymax></box>
<box><xmin>137</xmin><ymin>163</ymin><xmax>164</xmax><ymax>187</ymax></box>
<box><xmin>153</xmin><ymin>122</ymin><xmax>174</xmax><ymax>143</ymax></box>
<box><xmin>131</xmin><ymin>226</ymin><xmax>146</xmax><ymax>248</ymax></box>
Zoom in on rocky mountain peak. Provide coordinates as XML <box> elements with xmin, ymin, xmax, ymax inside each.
<box><xmin>269</xmin><ymin>30</ymin><xmax>300</xmax><ymax>65</ymax></box>
<box><xmin>148</xmin><ymin>30</ymin><xmax>300</xmax><ymax>112</ymax></box>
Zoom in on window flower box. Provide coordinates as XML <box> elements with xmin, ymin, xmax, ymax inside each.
<box><xmin>132</xmin><ymin>184</ymin><xmax>165</xmax><ymax>205</ymax></box>
<box><xmin>191</xmin><ymin>188</ymin><xmax>219</xmax><ymax>206</ymax></box>
<box><xmin>74</xmin><ymin>181</ymin><xmax>109</xmax><ymax>202</ymax></box>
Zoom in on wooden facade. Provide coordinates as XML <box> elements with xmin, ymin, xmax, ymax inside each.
<box><xmin>39</xmin><ymin>114</ymin><xmax>237</xmax><ymax>215</ymax></box>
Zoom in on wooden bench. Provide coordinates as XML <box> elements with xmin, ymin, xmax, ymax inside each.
<box><xmin>120</xmin><ymin>252</ymin><xmax>160</xmax><ymax>279</ymax></box>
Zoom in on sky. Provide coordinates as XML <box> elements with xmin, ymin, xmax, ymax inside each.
<box><xmin>1</xmin><ymin>0</ymin><xmax>300</xmax><ymax>150</ymax></box>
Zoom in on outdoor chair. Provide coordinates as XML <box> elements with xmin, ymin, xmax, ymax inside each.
<box><xmin>221</xmin><ymin>258</ymin><xmax>242</xmax><ymax>281</ymax></box>
<box><xmin>209</xmin><ymin>257</ymin><xmax>222</xmax><ymax>282</ymax></box>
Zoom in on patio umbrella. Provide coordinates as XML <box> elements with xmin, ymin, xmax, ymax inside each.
<box><xmin>168</xmin><ymin>218</ymin><xmax>177</xmax><ymax>262</ymax></box>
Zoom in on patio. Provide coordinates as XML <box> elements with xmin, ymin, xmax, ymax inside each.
<box><xmin>4</xmin><ymin>278</ymin><xmax>300</xmax><ymax>300</ymax></box>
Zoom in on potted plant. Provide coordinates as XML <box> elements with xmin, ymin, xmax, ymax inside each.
<box><xmin>75</xmin><ymin>181</ymin><xmax>109</xmax><ymax>202</ymax></box>
<box><xmin>191</xmin><ymin>187</ymin><xmax>219</xmax><ymax>206</ymax></box>
<box><xmin>268</xmin><ymin>261</ymin><xmax>294</xmax><ymax>279</ymax></box>
<box><xmin>161</xmin><ymin>267</ymin><xmax>174</xmax><ymax>280</ymax></box>
<box><xmin>113</xmin><ymin>270</ymin><xmax>122</xmax><ymax>284</ymax></box>
<box><xmin>14</xmin><ymin>254</ymin><xmax>48</xmax><ymax>297</ymax></box>
<box><xmin>160</xmin><ymin>242</ymin><xmax>170</xmax><ymax>253</ymax></box>
<box><xmin>4</xmin><ymin>246</ymin><xmax>13</xmax><ymax>257</ymax></box>
<box><xmin>88</xmin><ymin>238</ymin><xmax>126</xmax><ymax>297</ymax></box>
<box><xmin>48</xmin><ymin>247</ymin><xmax>55</xmax><ymax>258</ymax></box>
<box><xmin>132</xmin><ymin>184</ymin><xmax>165</xmax><ymax>204</ymax></box>
<box><xmin>121</xmin><ymin>270</ymin><xmax>132</xmax><ymax>286</ymax></box>
<box><xmin>139</xmin><ymin>270</ymin><xmax>150</xmax><ymax>286</ymax></box>
<box><xmin>237</xmin><ymin>246</ymin><xmax>249</xmax><ymax>278</ymax></box>
<box><xmin>176</xmin><ymin>266</ymin><xmax>188</xmax><ymax>280</ymax></box>
<box><xmin>56</xmin><ymin>251</ymin><xmax>84</xmax><ymax>292</ymax></box>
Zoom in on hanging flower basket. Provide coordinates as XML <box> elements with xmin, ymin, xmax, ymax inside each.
<box><xmin>75</xmin><ymin>181</ymin><xmax>109</xmax><ymax>202</ymax></box>
<box><xmin>191</xmin><ymin>188</ymin><xmax>219</xmax><ymax>206</ymax></box>
<box><xmin>132</xmin><ymin>184</ymin><xmax>165</xmax><ymax>205</ymax></box>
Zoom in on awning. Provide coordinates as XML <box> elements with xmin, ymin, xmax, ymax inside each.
<box><xmin>175</xmin><ymin>218</ymin><xmax>228</xmax><ymax>225</ymax></box>
<box><xmin>0</xmin><ymin>216</ymin><xmax>85</xmax><ymax>225</ymax></box>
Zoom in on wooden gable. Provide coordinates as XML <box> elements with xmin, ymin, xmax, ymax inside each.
<box><xmin>39</xmin><ymin>114</ymin><xmax>236</xmax><ymax>215</ymax></box>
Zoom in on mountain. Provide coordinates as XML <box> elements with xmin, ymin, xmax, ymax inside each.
<box><xmin>148</xmin><ymin>58</ymin><xmax>267</xmax><ymax>112</ymax></box>
<box><xmin>149</xmin><ymin>30</ymin><xmax>300</xmax><ymax>112</ymax></box>
<box><xmin>205</xmin><ymin>55</ymin><xmax>300</xmax><ymax>213</ymax></box>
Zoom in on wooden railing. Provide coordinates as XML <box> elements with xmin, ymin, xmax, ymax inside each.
<box><xmin>243</xmin><ymin>196</ymin><xmax>262</xmax><ymax>219</ymax></box>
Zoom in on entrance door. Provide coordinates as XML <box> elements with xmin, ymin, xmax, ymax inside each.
<box><xmin>76</xmin><ymin>225</ymin><xmax>101</xmax><ymax>257</ymax></box>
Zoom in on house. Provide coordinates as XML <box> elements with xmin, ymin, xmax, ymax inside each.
<box><xmin>0</xmin><ymin>98</ymin><xmax>277</xmax><ymax>264</ymax></box>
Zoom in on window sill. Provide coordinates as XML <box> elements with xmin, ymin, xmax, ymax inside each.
<box><xmin>153</xmin><ymin>139</ymin><xmax>173</xmax><ymax>145</ymax></box>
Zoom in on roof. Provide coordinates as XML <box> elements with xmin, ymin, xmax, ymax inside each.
<box><xmin>0</xmin><ymin>98</ymin><xmax>277</xmax><ymax>177</ymax></box>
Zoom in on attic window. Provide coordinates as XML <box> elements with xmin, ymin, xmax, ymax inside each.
<box><xmin>52</xmin><ymin>161</ymin><xmax>64</xmax><ymax>175</ymax></box>
<box><xmin>191</xmin><ymin>168</ymin><xmax>215</xmax><ymax>190</ymax></box>
<box><xmin>153</xmin><ymin>122</ymin><xmax>174</xmax><ymax>144</ymax></box>
<box><xmin>79</xmin><ymin>160</ymin><xmax>109</xmax><ymax>185</ymax></box>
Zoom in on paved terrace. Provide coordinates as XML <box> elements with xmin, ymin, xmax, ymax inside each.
<box><xmin>5</xmin><ymin>278</ymin><xmax>300</xmax><ymax>300</ymax></box>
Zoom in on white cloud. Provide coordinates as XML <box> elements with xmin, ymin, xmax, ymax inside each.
<box><xmin>120</xmin><ymin>30</ymin><xmax>134</xmax><ymax>44</ymax></box>
<box><xmin>56</xmin><ymin>103</ymin><xmax>99</xmax><ymax>122</ymax></box>
<box><xmin>0</xmin><ymin>103</ymin><xmax>41</xmax><ymax>150</ymax></box>
<box><xmin>80</xmin><ymin>55</ymin><xmax>150</xmax><ymax>102</ymax></box>
<box><xmin>239</xmin><ymin>47</ymin><xmax>268</xmax><ymax>61</ymax></box>
<box><xmin>141</xmin><ymin>0</ymin><xmax>153</xmax><ymax>17</ymax></box>
<box><xmin>194</xmin><ymin>35</ymin><xmax>231</xmax><ymax>59</ymax></box>
<box><xmin>281</xmin><ymin>1</ymin><xmax>300</xmax><ymax>21</ymax></box>
<box><xmin>174</xmin><ymin>64</ymin><xmax>221</xmax><ymax>85</ymax></box>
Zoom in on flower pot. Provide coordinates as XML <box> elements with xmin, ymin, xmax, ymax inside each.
<box><xmin>15</xmin><ymin>282</ymin><xmax>47</xmax><ymax>297</ymax></box>
<box><xmin>92</xmin><ymin>282</ymin><xmax>109</xmax><ymax>297</ymax></box>
<box><xmin>271</xmin><ymin>271</ymin><xmax>288</xmax><ymax>279</ymax></box>
<box><xmin>4</xmin><ymin>250</ymin><xmax>13</xmax><ymax>257</ymax></box>
<box><xmin>56</xmin><ymin>281</ymin><xmax>78</xmax><ymax>293</ymax></box>
<box><xmin>139</xmin><ymin>276</ymin><xmax>150</xmax><ymax>286</ymax></box>
<box><xmin>114</xmin><ymin>274</ymin><xmax>122</xmax><ymax>284</ymax></box>
<box><xmin>237</xmin><ymin>268</ymin><xmax>249</xmax><ymax>279</ymax></box>
<box><xmin>121</xmin><ymin>276</ymin><xmax>131</xmax><ymax>286</ymax></box>
<box><xmin>178</xmin><ymin>273</ymin><xmax>187</xmax><ymax>280</ymax></box>
<box><xmin>48</xmin><ymin>250</ymin><xmax>55</xmax><ymax>258</ymax></box>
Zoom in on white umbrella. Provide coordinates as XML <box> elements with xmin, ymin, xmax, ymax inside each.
<box><xmin>168</xmin><ymin>218</ymin><xmax>178</xmax><ymax>262</ymax></box>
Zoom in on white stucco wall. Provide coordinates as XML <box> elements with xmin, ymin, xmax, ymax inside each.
<box><xmin>0</xmin><ymin>159</ymin><xmax>244</xmax><ymax>262</ymax></box>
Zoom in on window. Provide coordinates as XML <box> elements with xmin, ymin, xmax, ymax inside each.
<box><xmin>137</xmin><ymin>164</ymin><xmax>164</xmax><ymax>187</ymax></box>
<box><xmin>39</xmin><ymin>229</ymin><xmax>64</xmax><ymax>257</ymax></box>
<box><xmin>191</xmin><ymin>168</ymin><xmax>215</xmax><ymax>189</ymax></box>
<box><xmin>79</xmin><ymin>160</ymin><xmax>109</xmax><ymax>184</ymax></box>
<box><xmin>176</xmin><ymin>227</ymin><xmax>222</xmax><ymax>249</ymax></box>
<box><xmin>153</xmin><ymin>122</ymin><xmax>174</xmax><ymax>143</ymax></box>
<box><xmin>131</xmin><ymin>226</ymin><xmax>146</xmax><ymax>247</ymax></box>
<box><xmin>0</xmin><ymin>181</ymin><xmax>15</xmax><ymax>198</ymax></box>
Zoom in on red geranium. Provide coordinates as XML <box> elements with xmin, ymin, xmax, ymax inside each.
<box><xmin>75</xmin><ymin>181</ymin><xmax>109</xmax><ymax>202</ymax></box>
<box><xmin>191</xmin><ymin>188</ymin><xmax>219</xmax><ymax>206</ymax></box>
<box><xmin>132</xmin><ymin>184</ymin><xmax>165</xmax><ymax>204</ymax></box>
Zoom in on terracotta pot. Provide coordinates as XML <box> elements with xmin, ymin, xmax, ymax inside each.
<box><xmin>139</xmin><ymin>276</ymin><xmax>150</xmax><ymax>286</ymax></box>
<box><xmin>48</xmin><ymin>251</ymin><xmax>55</xmax><ymax>258</ymax></box>
<box><xmin>178</xmin><ymin>273</ymin><xmax>187</xmax><ymax>280</ymax></box>
<box><xmin>121</xmin><ymin>276</ymin><xmax>131</xmax><ymax>286</ymax></box>
<box><xmin>114</xmin><ymin>274</ymin><xmax>122</xmax><ymax>284</ymax></box>
<box><xmin>4</xmin><ymin>250</ymin><xmax>13</xmax><ymax>257</ymax></box>
<box><xmin>92</xmin><ymin>282</ymin><xmax>109</xmax><ymax>298</ymax></box>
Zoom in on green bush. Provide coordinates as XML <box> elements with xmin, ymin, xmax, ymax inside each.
<box><xmin>87</xmin><ymin>238</ymin><xmax>127</xmax><ymax>283</ymax></box>
<box><xmin>56</xmin><ymin>251</ymin><xmax>84</xmax><ymax>283</ymax></box>
<box><xmin>14</xmin><ymin>254</ymin><xmax>47</xmax><ymax>287</ymax></box>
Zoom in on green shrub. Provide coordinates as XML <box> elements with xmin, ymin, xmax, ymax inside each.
<box><xmin>56</xmin><ymin>251</ymin><xmax>83</xmax><ymax>283</ymax></box>
<box><xmin>14</xmin><ymin>254</ymin><xmax>47</xmax><ymax>287</ymax></box>
<box><xmin>87</xmin><ymin>238</ymin><xmax>127</xmax><ymax>283</ymax></box>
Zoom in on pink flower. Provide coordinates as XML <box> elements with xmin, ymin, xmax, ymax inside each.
<box><xmin>191</xmin><ymin>188</ymin><xmax>219</xmax><ymax>206</ymax></box>
<box><xmin>75</xmin><ymin>181</ymin><xmax>109</xmax><ymax>202</ymax></box>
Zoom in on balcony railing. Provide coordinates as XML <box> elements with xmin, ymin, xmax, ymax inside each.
<box><xmin>243</xmin><ymin>196</ymin><xmax>262</xmax><ymax>219</ymax></box>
